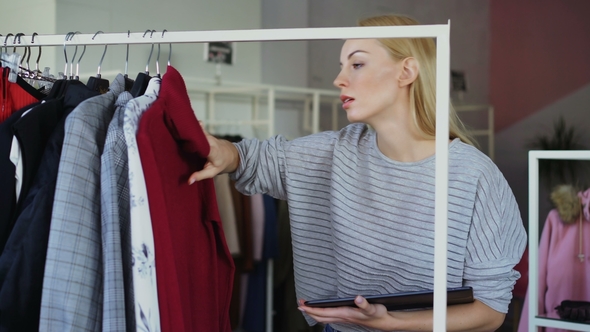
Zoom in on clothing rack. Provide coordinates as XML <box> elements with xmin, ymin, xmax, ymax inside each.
<box><xmin>1</xmin><ymin>24</ymin><xmax>452</xmax><ymax>331</ymax></box>
<box><xmin>528</xmin><ymin>150</ymin><xmax>590</xmax><ymax>331</ymax></box>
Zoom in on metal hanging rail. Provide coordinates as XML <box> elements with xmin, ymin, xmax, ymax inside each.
<box><xmin>2</xmin><ymin>25</ymin><xmax>449</xmax><ymax>46</ymax></box>
<box><xmin>2</xmin><ymin>23</ymin><xmax>451</xmax><ymax>331</ymax></box>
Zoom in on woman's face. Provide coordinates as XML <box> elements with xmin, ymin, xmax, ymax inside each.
<box><xmin>333</xmin><ymin>39</ymin><xmax>404</xmax><ymax>125</ymax></box>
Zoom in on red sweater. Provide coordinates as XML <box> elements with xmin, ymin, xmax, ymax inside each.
<box><xmin>137</xmin><ymin>66</ymin><xmax>235</xmax><ymax>332</ymax></box>
<box><xmin>1</xmin><ymin>68</ymin><xmax>41</xmax><ymax>123</ymax></box>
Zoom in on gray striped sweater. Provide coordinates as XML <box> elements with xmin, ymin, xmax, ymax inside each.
<box><xmin>231</xmin><ymin>123</ymin><xmax>526</xmax><ymax>332</ymax></box>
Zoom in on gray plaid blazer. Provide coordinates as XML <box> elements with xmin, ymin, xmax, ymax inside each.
<box><xmin>100</xmin><ymin>90</ymin><xmax>134</xmax><ymax>331</ymax></box>
<box><xmin>40</xmin><ymin>75</ymin><xmax>125</xmax><ymax>332</ymax></box>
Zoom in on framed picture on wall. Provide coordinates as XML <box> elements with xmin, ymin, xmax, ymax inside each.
<box><xmin>204</xmin><ymin>42</ymin><xmax>236</xmax><ymax>65</ymax></box>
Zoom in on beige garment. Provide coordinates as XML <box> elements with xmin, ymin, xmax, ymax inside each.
<box><xmin>214</xmin><ymin>173</ymin><xmax>241</xmax><ymax>255</ymax></box>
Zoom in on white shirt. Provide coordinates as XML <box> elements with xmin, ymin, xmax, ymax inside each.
<box><xmin>122</xmin><ymin>78</ymin><xmax>162</xmax><ymax>332</ymax></box>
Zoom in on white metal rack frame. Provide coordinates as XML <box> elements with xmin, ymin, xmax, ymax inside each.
<box><xmin>2</xmin><ymin>24</ymin><xmax>451</xmax><ymax>331</ymax></box>
<box><xmin>528</xmin><ymin>150</ymin><xmax>590</xmax><ymax>332</ymax></box>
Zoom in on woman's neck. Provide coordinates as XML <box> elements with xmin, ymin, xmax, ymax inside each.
<box><xmin>366</xmin><ymin>104</ymin><xmax>434</xmax><ymax>162</ymax></box>
<box><xmin>374</xmin><ymin>129</ymin><xmax>436</xmax><ymax>162</ymax></box>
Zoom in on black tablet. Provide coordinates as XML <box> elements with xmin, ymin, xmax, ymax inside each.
<box><xmin>304</xmin><ymin>286</ymin><xmax>474</xmax><ymax>311</ymax></box>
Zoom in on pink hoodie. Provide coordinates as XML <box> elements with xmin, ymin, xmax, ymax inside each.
<box><xmin>518</xmin><ymin>188</ymin><xmax>590</xmax><ymax>331</ymax></box>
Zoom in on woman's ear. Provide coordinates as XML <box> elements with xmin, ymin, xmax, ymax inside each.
<box><xmin>399</xmin><ymin>57</ymin><xmax>419</xmax><ymax>87</ymax></box>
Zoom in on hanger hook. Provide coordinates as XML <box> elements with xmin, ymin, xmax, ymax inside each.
<box><xmin>125</xmin><ymin>30</ymin><xmax>130</xmax><ymax>75</ymax></box>
<box><xmin>14</xmin><ymin>33</ymin><xmax>25</xmax><ymax>54</ymax></box>
<box><xmin>92</xmin><ymin>31</ymin><xmax>108</xmax><ymax>77</ymax></box>
<box><xmin>156</xmin><ymin>30</ymin><xmax>165</xmax><ymax>77</ymax></box>
<box><xmin>167</xmin><ymin>34</ymin><xmax>172</xmax><ymax>66</ymax></box>
<box><xmin>63</xmin><ymin>32</ymin><xmax>74</xmax><ymax>77</ymax></box>
<box><xmin>142</xmin><ymin>29</ymin><xmax>155</xmax><ymax>74</ymax></box>
<box><xmin>17</xmin><ymin>34</ymin><xmax>32</xmax><ymax>75</ymax></box>
<box><xmin>66</xmin><ymin>32</ymin><xmax>80</xmax><ymax>79</ymax></box>
<box><xmin>32</xmin><ymin>33</ymin><xmax>42</xmax><ymax>75</ymax></box>
<box><xmin>15</xmin><ymin>33</ymin><xmax>25</xmax><ymax>62</ymax></box>
<box><xmin>141</xmin><ymin>30</ymin><xmax>151</xmax><ymax>73</ymax></box>
<box><xmin>160</xmin><ymin>29</ymin><xmax>172</xmax><ymax>69</ymax></box>
<box><xmin>4</xmin><ymin>33</ymin><xmax>14</xmax><ymax>53</ymax></box>
<box><xmin>77</xmin><ymin>42</ymin><xmax>86</xmax><ymax>78</ymax></box>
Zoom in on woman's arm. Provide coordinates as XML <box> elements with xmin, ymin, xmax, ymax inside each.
<box><xmin>188</xmin><ymin>123</ymin><xmax>292</xmax><ymax>199</ymax></box>
<box><xmin>299</xmin><ymin>297</ymin><xmax>505</xmax><ymax>331</ymax></box>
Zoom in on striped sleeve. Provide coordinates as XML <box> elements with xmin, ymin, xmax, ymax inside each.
<box><xmin>230</xmin><ymin>135</ymin><xmax>288</xmax><ymax>199</ymax></box>
<box><xmin>463</xmin><ymin>165</ymin><xmax>527</xmax><ymax>313</ymax></box>
<box><xmin>231</xmin><ymin>132</ymin><xmax>337</xmax><ymax>200</ymax></box>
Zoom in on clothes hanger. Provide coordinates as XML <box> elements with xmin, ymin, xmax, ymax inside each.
<box><xmin>66</xmin><ymin>32</ymin><xmax>80</xmax><ymax>80</ymax></box>
<box><xmin>0</xmin><ymin>33</ymin><xmax>18</xmax><ymax>83</ymax></box>
<box><xmin>30</xmin><ymin>32</ymin><xmax>52</xmax><ymax>82</ymax></box>
<box><xmin>129</xmin><ymin>29</ymin><xmax>154</xmax><ymax>97</ymax></box>
<box><xmin>155</xmin><ymin>32</ymin><xmax>162</xmax><ymax>78</ymax></box>
<box><xmin>73</xmin><ymin>34</ymin><xmax>86</xmax><ymax>81</ymax></box>
<box><xmin>86</xmin><ymin>31</ymin><xmax>110</xmax><ymax>93</ymax></box>
<box><xmin>14</xmin><ymin>33</ymin><xmax>28</xmax><ymax>78</ymax></box>
<box><xmin>156</xmin><ymin>29</ymin><xmax>172</xmax><ymax>77</ymax></box>
<box><xmin>65</xmin><ymin>31</ymin><xmax>85</xmax><ymax>81</ymax></box>
<box><xmin>4</xmin><ymin>33</ymin><xmax>45</xmax><ymax>100</ymax></box>
<box><xmin>26</xmin><ymin>32</ymin><xmax>56</xmax><ymax>94</ymax></box>
<box><xmin>13</xmin><ymin>33</ymin><xmax>44</xmax><ymax>99</ymax></box>
<box><xmin>123</xmin><ymin>30</ymin><xmax>134</xmax><ymax>92</ymax></box>
<box><xmin>0</xmin><ymin>33</ymin><xmax>12</xmax><ymax>64</ymax></box>
<box><xmin>45</xmin><ymin>31</ymin><xmax>76</xmax><ymax>99</ymax></box>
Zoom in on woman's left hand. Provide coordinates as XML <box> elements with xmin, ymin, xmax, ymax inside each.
<box><xmin>298</xmin><ymin>296</ymin><xmax>393</xmax><ymax>330</ymax></box>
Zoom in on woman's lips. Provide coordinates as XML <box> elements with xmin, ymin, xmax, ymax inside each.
<box><xmin>340</xmin><ymin>95</ymin><xmax>355</xmax><ymax>109</ymax></box>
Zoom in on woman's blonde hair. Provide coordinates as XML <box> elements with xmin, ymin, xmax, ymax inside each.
<box><xmin>359</xmin><ymin>14</ymin><xmax>475</xmax><ymax>146</ymax></box>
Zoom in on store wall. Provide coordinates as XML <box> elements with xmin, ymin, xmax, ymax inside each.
<box><xmin>0</xmin><ymin>0</ymin><xmax>58</xmax><ymax>77</ymax></box>
<box><xmin>491</xmin><ymin>0</ymin><xmax>590</xmax><ymax>227</ymax></box>
<box><xmin>261</xmin><ymin>0</ymin><xmax>308</xmax><ymax>87</ymax></box>
<box><xmin>0</xmin><ymin>0</ymin><xmax>263</xmax><ymax>84</ymax></box>
<box><xmin>53</xmin><ymin>0</ymin><xmax>262</xmax><ymax>85</ymax></box>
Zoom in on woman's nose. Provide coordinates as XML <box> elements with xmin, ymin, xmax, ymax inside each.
<box><xmin>333</xmin><ymin>70</ymin><xmax>347</xmax><ymax>88</ymax></box>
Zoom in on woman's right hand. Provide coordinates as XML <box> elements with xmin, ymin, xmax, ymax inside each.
<box><xmin>188</xmin><ymin>123</ymin><xmax>240</xmax><ymax>184</ymax></box>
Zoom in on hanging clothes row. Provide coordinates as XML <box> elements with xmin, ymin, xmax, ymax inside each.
<box><xmin>0</xmin><ymin>36</ymin><xmax>237</xmax><ymax>331</ymax></box>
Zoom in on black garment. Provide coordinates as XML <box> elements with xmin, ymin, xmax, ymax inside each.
<box><xmin>0</xmin><ymin>84</ymin><xmax>98</xmax><ymax>332</ymax></box>
<box><xmin>0</xmin><ymin>102</ymin><xmax>41</xmax><ymax>254</ymax></box>
<box><xmin>0</xmin><ymin>111</ymin><xmax>66</xmax><ymax>332</ymax></box>
<box><xmin>13</xmin><ymin>99</ymin><xmax>66</xmax><ymax>217</ymax></box>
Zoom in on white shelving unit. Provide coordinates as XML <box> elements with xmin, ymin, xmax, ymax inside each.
<box><xmin>183</xmin><ymin>80</ymin><xmax>340</xmax><ymax>137</ymax></box>
<box><xmin>528</xmin><ymin>150</ymin><xmax>590</xmax><ymax>332</ymax></box>
<box><xmin>455</xmin><ymin>104</ymin><xmax>494</xmax><ymax>160</ymax></box>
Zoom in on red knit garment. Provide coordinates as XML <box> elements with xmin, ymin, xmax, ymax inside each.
<box><xmin>137</xmin><ymin>66</ymin><xmax>235</xmax><ymax>332</ymax></box>
<box><xmin>1</xmin><ymin>68</ymin><xmax>41</xmax><ymax>123</ymax></box>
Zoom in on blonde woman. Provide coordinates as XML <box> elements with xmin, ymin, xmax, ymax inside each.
<box><xmin>190</xmin><ymin>14</ymin><xmax>526</xmax><ymax>332</ymax></box>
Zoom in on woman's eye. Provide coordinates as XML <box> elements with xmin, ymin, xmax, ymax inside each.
<box><xmin>352</xmin><ymin>63</ymin><xmax>363</xmax><ymax>69</ymax></box>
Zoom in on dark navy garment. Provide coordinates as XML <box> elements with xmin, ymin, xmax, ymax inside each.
<box><xmin>0</xmin><ymin>83</ymin><xmax>98</xmax><ymax>332</ymax></box>
<box><xmin>324</xmin><ymin>324</ymin><xmax>341</xmax><ymax>332</ymax></box>
<box><xmin>0</xmin><ymin>102</ymin><xmax>41</xmax><ymax>254</ymax></box>
<box><xmin>242</xmin><ymin>194</ymin><xmax>279</xmax><ymax>332</ymax></box>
